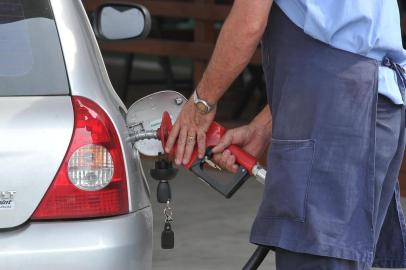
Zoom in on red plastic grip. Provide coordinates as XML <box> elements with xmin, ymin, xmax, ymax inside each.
<box><xmin>227</xmin><ymin>145</ymin><xmax>257</xmax><ymax>173</ymax></box>
<box><xmin>158</xmin><ymin>111</ymin><xmax>172</xmax><ymax>148</ymax></box>
<box><xmin>158</xmin><ymin>112</ymin><xmax>258</xmax><ymax>173</ymax></box>
<box><xmin>183</xmin><ymin>121</ymin><xmax>226</xmax><ymax>169</ymax></box>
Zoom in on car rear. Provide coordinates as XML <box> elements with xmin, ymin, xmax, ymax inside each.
<box><xmin>0</xmin><ymin>1</ymin><xmax>152</xmax><ymax>269</ymax></box>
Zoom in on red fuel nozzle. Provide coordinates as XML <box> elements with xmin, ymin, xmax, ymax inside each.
<box><xmin>157</xmin><ymin>111</ymin><xmax>258</xmax><ymax>172</ymax></box>
<box><xmin>156</xmin><ymin>111</ymin><xmax>266</xmax><ymax>198</ymax></box>
<box><xmin>156</xmin><ymin>111</ymin><xmax>172</xmax><ymax>150</ymax></box>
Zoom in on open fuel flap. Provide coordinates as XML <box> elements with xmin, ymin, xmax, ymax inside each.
<box><xmin>126</xmin><ymin>90</ymin><xmax>187</xmax><ymax>157</ymax></box>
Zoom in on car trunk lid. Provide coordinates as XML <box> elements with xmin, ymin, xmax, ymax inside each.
<box><xmin>0</xmin><ymin>96</ymin><xmax>73</xmax><ymax>228</ymax></box>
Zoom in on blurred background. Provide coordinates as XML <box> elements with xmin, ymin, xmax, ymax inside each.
<box><xmin>83</xmin><ymin>0</ymin><xmax>406</xmax><ymax>192</ymax></box>
<box><xmin>84</xmin><ymin>0</ymin><xmax>266</xmax><ymax>123</ymax></box>
<box><xmin>83</xmin><ymin>1</ymin><xmax>406</xmax><ymax>269</ymax></box>
<box><xmin>83</xmin><ymin>0</ymin><xmax>406</xmax><ymax>119</ymax></box>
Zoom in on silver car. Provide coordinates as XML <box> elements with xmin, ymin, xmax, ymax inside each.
<box><xmin>0</xmin><ymin>1</ymin><xmax>153</xmax><ymax>269</ymax></box>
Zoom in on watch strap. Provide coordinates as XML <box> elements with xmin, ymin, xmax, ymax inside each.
<box><xmin>193</xmin><ymin>91</ymin><xmax>215</xmax><ymax>114</ymax></box>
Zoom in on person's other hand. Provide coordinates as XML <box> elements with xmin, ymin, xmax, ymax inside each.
<box><xmin>165</xmin><ymin>100</ymin><xmax>216</xmax><ymax>165</ymax></box>
<box><xmin>211</xmin><ymin>124</ymin><xmax>270</xmax><ymax>173</ymax></box>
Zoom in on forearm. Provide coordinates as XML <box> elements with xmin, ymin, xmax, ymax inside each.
<box><xmin>197</xmin><ymin>0</ymin><xmax>273</xmax><ymax>104</ymax></box>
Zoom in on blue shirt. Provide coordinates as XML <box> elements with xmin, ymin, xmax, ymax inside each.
<box><xmin>275</xmin><ymin>0</ymin><xmax>406</xmax><ymax>104</ymax></box>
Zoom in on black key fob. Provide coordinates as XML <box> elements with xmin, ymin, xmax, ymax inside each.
<box><xmin>161</xmin><ymin>221</ymin><xmax>174</xmax><ymax>249</ymax></box>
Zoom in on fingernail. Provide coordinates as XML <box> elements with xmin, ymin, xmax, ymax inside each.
<box><xmin>165</xmin><ymin>147</ymin><xmax>169</xmax><ymax>153</ymax></box>
<box><xmin>175</xmin><ymin>159</ymin><xmax>181</xmax><ymax>165</ymax></box>
<box><xmin>232</xmin><ymin>165</ymin><xmax>238</xmax><ymax>170</ymax></box>
<box><xmin>224</xmin><ymin>149</ymin><xmax>230</xmax><ymax>155</ymax></box>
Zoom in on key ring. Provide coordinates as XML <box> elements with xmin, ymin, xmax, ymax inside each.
<box><xmin>164</xmin><ymin>201</ymin><xmax>173</xmax><ymax>222</ymax></box>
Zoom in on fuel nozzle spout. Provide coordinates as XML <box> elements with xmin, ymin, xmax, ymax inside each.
<box><xmin>129</xmin><ymin>130</ymin><xmax>159</xmax><ymax>143</ymax></box>
<box><xmin>128</xmin><ymin>111</ymin><xmax>172</xmax><ymax>145</ymax></box>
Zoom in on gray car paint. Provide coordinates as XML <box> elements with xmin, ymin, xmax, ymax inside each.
<box><xmin>0</xmin><ymin>0</ymin><xmax>153</xmax><ymax>268</ymax></box>
<box><xmin>0</xmin><ymin>97</ymin><xmax>73</xmax><ymax>228</ymax></box>
<box><xmin>0</xmin><ymin>208</ymin><xmax>153</xmax><ymax>270</ymax></box>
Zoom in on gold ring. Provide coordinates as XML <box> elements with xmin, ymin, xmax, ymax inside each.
<box><xmin>187</xmin><ymin>135</ymin><xmax>195</xmax><ymax>144</ymax></box>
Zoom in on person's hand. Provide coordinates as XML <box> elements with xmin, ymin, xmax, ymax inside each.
<box><xmin>211</xmin><ymin>124</ymin><xmax>271</xmax><ymax>173</ymax></box>
<box><xmin>165</xmin><ymin>100</ymin><xmax>216</xmax><ymax>165</ymax></box>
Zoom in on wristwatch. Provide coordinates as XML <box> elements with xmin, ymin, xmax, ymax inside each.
<box><xmin>192</xmin><ymin>90</ymin><xmax>215</xmax><ymax>114</ymax></box>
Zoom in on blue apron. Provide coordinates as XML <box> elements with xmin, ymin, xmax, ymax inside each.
<box><xmin>250</xmin><ymin>5</ymin><xmax>406</xmax><ymax>268</ymax></box>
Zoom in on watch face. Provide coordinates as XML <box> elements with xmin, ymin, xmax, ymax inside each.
<box><xmin>196</xmin><ymin>102</ymin><xmax>209</xmax><ymax>113</ymax></box>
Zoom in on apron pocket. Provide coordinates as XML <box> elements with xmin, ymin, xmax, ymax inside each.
<box><xmin>261</xmin><ymin>139</ymin><xmax>315</xmax><ymax>222</ymax></box>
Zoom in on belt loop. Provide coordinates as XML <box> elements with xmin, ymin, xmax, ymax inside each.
<box><xmin>382</xmin><ymin>56</ymin><xmax>393</xmax><ymax>69</ymax></box>
<box><xmin>382</xmin><ymin>56</ymin><xmax>406</xmax><ymax>103</ymax></box>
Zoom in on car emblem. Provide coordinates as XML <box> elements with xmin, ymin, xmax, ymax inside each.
<box><xmin>0</xmin><ymin>191</ymin><xmax>16</xmax><ymax>209</ymax></box>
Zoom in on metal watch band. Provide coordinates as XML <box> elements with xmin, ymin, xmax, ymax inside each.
<box><xmin>192</xmin><ymin>91</ymin><xmax>215</xmax><ymax>114</ymax></box>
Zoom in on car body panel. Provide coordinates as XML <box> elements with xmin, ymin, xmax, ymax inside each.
<box><xmin>0</xmin><ymin>207</ymin><xmax>153</xmax><ymax>270</ymax></box>
<box><xmin>0</xmin><ymin>1</ymin><xmax>153</xmax><ymax>268</ymax></box>
<box><xmin>0</xmin><ymin>97</ymin><xmax>73</xmax><ymax>229</ymax></box>
<box><xmin>50</xmin><ymin>0</ymin><xmax>151</xmax><ymax>212</ymax></box>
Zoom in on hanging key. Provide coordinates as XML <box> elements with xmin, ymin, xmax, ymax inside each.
<box><xmin>150</xmin><ymin>156</ymin><xmax>177</xmax><ymax>203</ymax></box>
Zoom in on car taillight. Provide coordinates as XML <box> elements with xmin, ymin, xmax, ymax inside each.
<box><xmin>31</xmin><ymin>96</ymin><xmax>129</xmax><ymax>220</ymax></box>
<box><xmin>68</xmin><ymin>144</ymin><xmax>114</xmax><ymax>191</ymax></box>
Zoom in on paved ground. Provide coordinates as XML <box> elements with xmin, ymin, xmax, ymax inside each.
<box><xmin>141</xmin><ymin>159</ymin><xmax>406</xmax><ymax>270</ymax></box>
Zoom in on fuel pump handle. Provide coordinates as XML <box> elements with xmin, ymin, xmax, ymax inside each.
<box><xmin>157</xmin><ymin>112</ymin><xmax>261</xmax><ymax>198</ymax></box>
<box><xmin>157</xmin><ymin>111</ymin><xmax>258</xmax><ymax>172</ymax></box>
<box><xmin>227</xmin><ymin>145</ymin><xmax>257</xmax><ymax>173</ymax></box>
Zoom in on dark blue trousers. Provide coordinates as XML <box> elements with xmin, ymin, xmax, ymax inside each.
<box><xmin>274</xmin><ymin>95</ymin><xmax>404</xmax><ymax>270</ymax></box>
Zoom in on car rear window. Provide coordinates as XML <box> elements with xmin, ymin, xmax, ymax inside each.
<box><xmin>0</xmin><ymin>0</ymin><xmax>69</xmax><ymax>96</ymax></box>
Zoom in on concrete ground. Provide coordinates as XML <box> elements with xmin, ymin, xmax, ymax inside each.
<box><xmin>140</xmin><ymin>159</ymin><xmax>406</xmax><ymax>270</ymax></box>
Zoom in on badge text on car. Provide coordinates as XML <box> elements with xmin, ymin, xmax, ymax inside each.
<box><xmin>0</xmin><ymin>191</ymin><xmax>16</xmax><ymax>209</ymax></box>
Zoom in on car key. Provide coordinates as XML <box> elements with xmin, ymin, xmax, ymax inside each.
<box><xmin>150</xmin><ymin>157</ymin><xmax>177</xmax><ymax>203</ymax></box>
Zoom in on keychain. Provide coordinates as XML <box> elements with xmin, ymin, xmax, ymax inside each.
<box><xmin>150</xmin><ymin>157</ymin><xmax>177</xmax><ymax>249</ymax></box>
<box><xmin>161</xmin><ymin>201</ymin><xmax>175</xmax><ymax>249</ymax></box>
